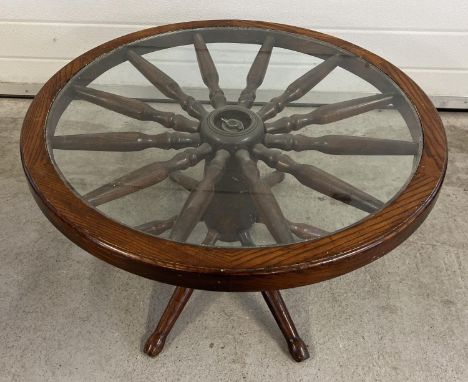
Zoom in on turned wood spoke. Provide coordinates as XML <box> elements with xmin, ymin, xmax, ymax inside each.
<box><xmin>262</xmin><ymin>171</ymin><xmax>285</xmax><ymax>187</ymax></box>
<box><xmin>170</xmin><ymin>150</ymin><xmax>230</xmax><ymax>242</ymax></box>
<box><xmin>235</xmin><ymin>150</ymin><xmax>293</xmax><ymax>244</ymax></box>
<box><xmin>238</xmin><ymin>230</ymin><xmax>255</xmax><ymax>246</ymax></box>
<box><xmin>126</xmin><ymin>49</ymin><xmax>208</xmax><ymax>120</ymax></box>
<box><xmin>264</xmin><ymin>133</ymin><xmax>417</xmax><ymax>155</ymax></box>
<box><xmin>201</xmin><ymin>229</ymin><xmax>219</xmax><ymax>245</ymax></box>
<box><xmin>52</xmin><ymin>132</ymin><xmax>200</xmax><ymax>152</ymax></box>
<box><xmin>238</xmin><ymin>36</ymin><xmax>275</xmax><ymax>108</ymax></box>
<box><xmin>258</xmin><ymin>54</ymin><xmax>342</xmax><ymax>121</ymax></box>
<box><xmin>253</xmin><ymin>144</ymin><xmax>384</xmax><ymax>213</ymax></box>
<box><xmin>73</xmin><ymin>86</ymin><xmax>198</xmax><ymax>132</ymax></box>
<box><xmin>193</xmin><ymin>33</ymin><xmax>226</xmax><ymax>108</ymax></box>
<box><xmin>265</xmin><ymin>93</ymin><xmax>395</xmax><ymax>133</ymax></box>
<box><xmin>287</xmin><ymin>219</ymin><xmax>328</xmax><ymax>240</ymax></box>
<box><xmin>84</xmin><ymin>143</ymin><xmax>212</xmax><ymax>206</ymax></box>
<box><xmin>135</xmin><ymin>215</ymin><xmax>177</xmax><ymax>235</ymax></box>
<box><xmin>169</xmin><ymin>171</ymin><xmax>200</xmax><ymax>191</ymax></box>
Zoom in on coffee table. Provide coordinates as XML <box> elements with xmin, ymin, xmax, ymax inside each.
<box><xmin>20</xmin><ymin>20</ymin><xmax>447</xmax><ymax>362</ymax></box>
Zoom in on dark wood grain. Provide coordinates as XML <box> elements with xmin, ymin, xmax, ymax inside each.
<box><xmin>238</xmin><ymin>36</ymin><xmax>275</xmax><ymax>108</ymax></box>
<box><xmin>253</xmin><ymin>144</ymin><xmax>384</xmax><ymax>213</ymax></box>
<box><xmin>127</xmin><ymin>49</ymin><xmax>208</xmax><ymax>119</ymax></box>
<box><xmin>258</xmin><ymin>54</ymin><xmax>342</xmax><ymax>121</ymax></box>
<box><xmin>170</xmin><ymin>150</ymin><xmax>230</xmax><ymax>242</ymax></box>
<box><xmin>236</xmin><ymin>150</ymin><xmax>294</xmax><ymax>244</ymax></box>
<box><xmin>74</xmin><ymin>85</ymin><xmax>198</xmax><ymax>132</ymax></box>
<box><xmin>52</xmin><ymin>132</ymin><xmax>200</xmax><ymax>151</ymax></box>
<box><xmin>144</xmin><ymin>287</ymin><xmax>193</xmax><ymax>357</ymax></box>
<box><xmin>21</xmin><ymin>20</ymin><xmax>447</xmax><ymax>292</ymax></box>
<box><xmin>264</xmin><ymin>133</ymin><xmax>418</xmax><ymax>155</ymax></box>
<box><xmin>193</xmin><ymin>33</ymin><xmax>227</xmax><ymax>108</ymax></box>
<box><xmin>84</xmin><ymin>143</ymin><xmax>211</xmax><ymax>206</ymax></box>
<box><xmin>262</xmin><ymin>290</ymin><xmax>310</xmax><ymax>362</ymax></box>
<box><xmin>265</xmin><ymin>94</ymin><xmax>394</xmax><ymax>133</ymax></box>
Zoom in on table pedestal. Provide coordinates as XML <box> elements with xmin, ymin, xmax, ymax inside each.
<box><xmin>144</xmin><ymin>287</ymin><xmax>310</xmax><ymax>362</ymax></box>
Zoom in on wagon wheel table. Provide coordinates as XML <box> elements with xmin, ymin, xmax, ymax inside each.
<box><xmin>20</xmin><ymin>20</ymin><xmax>447</xmax><ymax>362</ymax></box>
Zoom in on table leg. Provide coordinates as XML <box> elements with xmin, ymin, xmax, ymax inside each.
<box><xmin>261</xmin><ymin>290</ymin><xmax>310</xmax><ymax>362</ymax></box>
<box><xmin>144</xmin><ymin>286</ymin><xmax>194</xmax><ymax>357</ymax></box>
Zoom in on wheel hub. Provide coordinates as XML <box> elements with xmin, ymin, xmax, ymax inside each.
<box><xmin>200</xmin><ymin>105</ymin><xmax>264</xmax><ymax>152</ymax></box>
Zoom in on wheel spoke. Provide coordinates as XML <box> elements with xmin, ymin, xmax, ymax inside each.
<box><xmin>252</xmin><ymin>144</ymin><xmax>384</xmax><ymax>213</ymax></box>
<box><xmin>238</xmin><ymin>230</ymin><xmax>255</xmax><ymax>246</ymax></box>
<box><xmin>73</xmin><ymin>86</ymin><xmax>198</xmax><ymax>132</ymax></box>
<box><xmin>287</xmin><ymin>219</ymin><xmax>328</xmax><ymax>240</ymax></box>
<box><xmin>264</xmin><ymin>133</ymin><xmax>417</xmax><ymax>155</ymax></box>
<box><xmin>84</xmin><ymin>143</ymin><xmax>212</xmax><ymax>206</ymax></box>
<box><xmin>126</xmin><ymin>49</ymin><xmax>208</xmax><ymax>120</ymax></box>
<box><xmin>169</xmin><ymin>171</ymin><xmax>200</xmax><ymax>191</ymax></box>
<box><xmin>238</xmin><ymin>36</ymin><xmax>275</xmax><ymax>108</ymax></box>
<box><xmin>135</xmin><ymin>215</ymin><xmax>177</xmax><ymax>235</ymax></box>
<box><xmin>201</xmin><ymin>229</ymin><xmax>219</xmax><ymax>245</ymax></box>
<box><xmin>170</xmin><ymin>150</ymin><xmax>230</xmax><ymax>242</ymax></box>
<box><xmin>258</xmin><ymin>54</ymin><xmax>342</xmax><ymax>121</ymax></box>
<box><xmin>265</xmin><ymin>93</ymin><xmax>394</xmax><ymax>133</ymax></box>
<box><xmin>262</xmin><ymin>170</ymin><xmax>285</xmax><ymax>187</ymax></box>
<box><xmin>193</xmin><ymin>33</ymin><xmax>227</xmax><ymax>108</ymax></box>
<box><xmin>235</xmin><ymin>150</ymin><xmax>294</xmax><ymax>244</ymax></box>
<box><xmin>52</xmin><ymin>132</ymin><xmax>200</xmax><ymax>152</ymax></box>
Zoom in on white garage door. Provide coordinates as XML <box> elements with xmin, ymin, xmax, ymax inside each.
<box><xmin>1</xmin><ymin>0</ymin><xmax>467</xmax><ymax>108</ymax></box>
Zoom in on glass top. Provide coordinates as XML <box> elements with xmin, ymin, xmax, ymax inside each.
<box><xmin>46</xmin><ymin>27</ymin><xmax>422</xmax><ymax>248</ymax></box>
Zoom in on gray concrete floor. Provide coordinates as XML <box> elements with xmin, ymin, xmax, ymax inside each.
<box><xmin>1</xmin><ymin>98</ymin><xmax>467</xmax><ymax>381</ymax></box>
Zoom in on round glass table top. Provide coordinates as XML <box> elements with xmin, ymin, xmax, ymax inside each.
<box><xmin>45</xmin><ymin>26</ymin><xmax>422</xmax><ymax>248</ymax></box>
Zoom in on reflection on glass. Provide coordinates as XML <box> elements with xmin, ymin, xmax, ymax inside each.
<box><xmin>46</xmin><ymin>28</ymin><xmax>422</xmax><ymax>248</ymax></box>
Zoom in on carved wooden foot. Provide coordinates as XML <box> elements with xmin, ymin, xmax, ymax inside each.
<box><xmin>144</xmin><ymin>287</ymin><xmax>193</xmax><ymax>357</ymax></box>
<box><xmin>261</xmin><ymin>290</ymin><xmax>310</xmax><ymax>362</ymax></box>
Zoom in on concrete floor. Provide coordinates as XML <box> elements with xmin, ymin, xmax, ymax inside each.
<box><xmin>1</xmin><ymin>98</ymin><xmax>467</xmax><ymax>381</ymax></box>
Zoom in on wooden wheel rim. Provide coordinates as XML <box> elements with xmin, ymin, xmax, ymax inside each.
<box><xmin>20</xmin><ymin>20</ymin><xmax>447</xmax><ymax>291</ymax></box>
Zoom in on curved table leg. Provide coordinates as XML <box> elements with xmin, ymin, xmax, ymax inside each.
<box><xmin>144</xmin><ymin>287</ymin><xmax>194</xmax><ymax>357</ymax></box>
<box><xmin>261</xmin><ymin>290</ymin><xmax>310</xmax><ymax>362</ymax></box>
<box><xmin>143</xmin><ymin>286</ymin><xmax>309</xmax><ymax>362</ymax></box>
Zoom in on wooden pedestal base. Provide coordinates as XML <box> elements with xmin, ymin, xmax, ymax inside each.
<box><xmin>144</xmin><ymin>286</ymin><xmax>310</xmax><ymax>362</ymax></box>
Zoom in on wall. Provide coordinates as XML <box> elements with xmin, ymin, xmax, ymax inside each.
<box><xmin>1</xmin><ymin>0</ymin><xmax>467</xmax><ymax>105</ymax></box>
